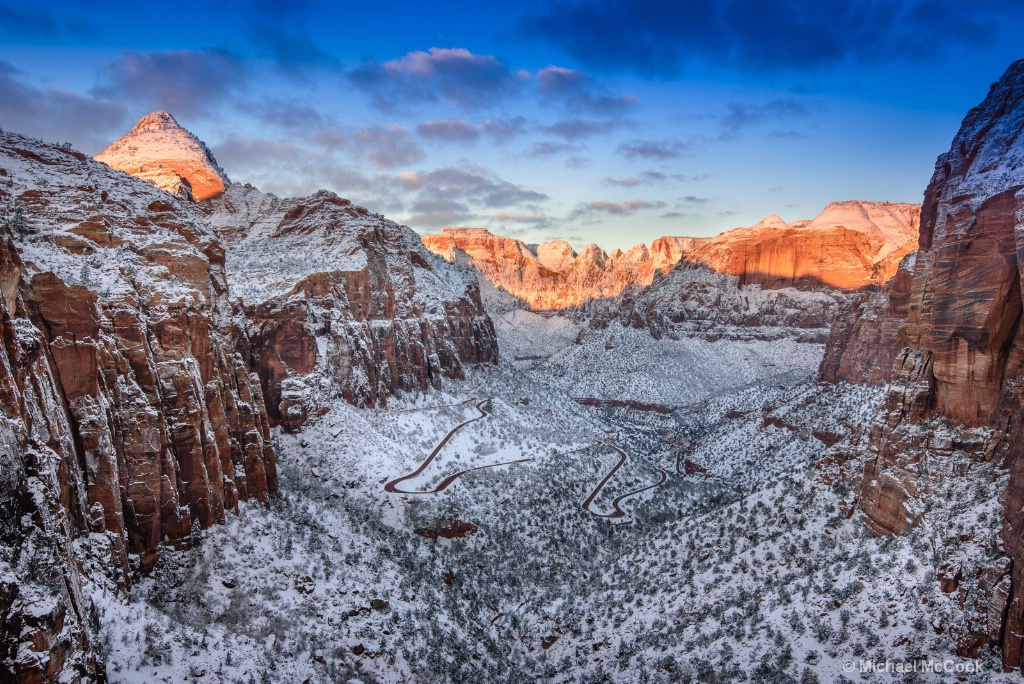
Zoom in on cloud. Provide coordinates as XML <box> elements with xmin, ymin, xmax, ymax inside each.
<box><xmin>492</xmin><ymin>210</ymin><xmax>548</xmax><ymax>223</ymax></box>
<box><xmin>616</xmin><ymin>139</ymin><xmax>691</xmax><ymax>160</ymax></box>
<box><xmin>248</xmin><ymin>26</ymin><xmax>338</xmax><ymax>81</ymax></box>
<box><xmin>570</xmin><ymin>199</ymin><xmax>666</xmax><ymax>219</ymax></box>
<box><xmin>406</xmin><ymin>197</ymin><xmax>473</xmax><ymax>228</ymax></box>
<box><xmin>0</xmin><ymin>61</ymin><xmax>127</xmax><ymax>152</ymax></box>
<box><xmin>524</xmin><ymin>0</ymin><xmax>1024</xmax><ymax>75</ymax></box>
<box><xmin>720</xmin><ymin>98</ymin><xmax>813</xmax><ymax>140</ymax></box>
<box><xmin>536</xmin><ymin>65</ymin><xmax>636</xmax><ymax>114</ymax></box>
<box><xmin>0</xmin><ymin>5</ymin><xmax>58</xmax><ymax>39</ymax></box>
<box><xmin>94</xmin><ymin>49</ymin><xmax>249</xmax><ymax>118</ymax></box>
<box><xmin>351</xmin><ymin>125</ymin><xmax>423</xmax><ymax>167</ymax></box>
<box><xmin>417</xmin><ymin>119</ymin><xmax>480</xmax><ymax>143</ymax></box>
<box><xmin>250</xmin><ymin>97</ymin><xmax>327</xmax><ymax>131</ymax></box>
<box><xmin>350</xmin><ymin>47</ymin><xmax>526</xmax><ymax>111</ymax></box>
<box><xmin>601</xmin><ymin>171</ymin><xmax>707</xmax><ymax>186</ymax></box>
<box><xmin>524</xmin><ymin>141</ymin><xmax>584</xmax><ymax>158</ymax></box>
<box><xmin>540</xmin><ymin>118</ymin><xmax>625</xmax><ymax>140</ymax></box>
<box><xmin>385</xmin><ymin>163</ymin><xmax>548</xmax><ymax>229</ymax></box>
<box><xmin>481</xmin><ymin>116</ymin><xmax>527</xmax><ymax>141</ymax></box>
<box><xmin>391</xmin><ymin>164</ymin><xmax>546</xmax><ymax>208</ymax></box>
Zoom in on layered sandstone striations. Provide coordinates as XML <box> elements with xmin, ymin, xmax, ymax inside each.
<box><xmin>821</xmin><ymin>60</ymin><xmax>1024</xmax><ymax>667</ymax></box>
<box><xmin>204</xmin><ymin>184</ymin><xmax>498</xmax><ymax>429</ymax></box>
<box><xmin>0</xmin><ymin>131</ymin><xmax>277</xmax><ymax>682</ymax></box>
<box><xmin>686</xmin><ymin>201</ymin><xmax>920</xmax><ymax>291</ymax></box>
<box><xmin>423</xmin><ymin>202</ymin><xmax>918</xmax><ymax>312</ymax></box>
<box><xmin>95</xmin><ymin>111</ymin><xmax>231</xmax><ymax>201</ymax></box>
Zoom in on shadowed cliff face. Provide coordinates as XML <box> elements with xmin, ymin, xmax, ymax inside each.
<box><xmin>0</xmin><ymin>131</ymin><xmax>277</xmax><ymax>683</ymax></box>
<box><xmin>820</xmin><ymin>59</ymin><xmax>1024</xmax><ymax>668</ymax></box>
<box><xmin>204</xmin><ymin>185</ymin><xmax>499</xmax><ymax>430</ymax></box>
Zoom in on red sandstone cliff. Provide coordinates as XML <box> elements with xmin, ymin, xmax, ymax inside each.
<box><xmin>820</xmin><ymin>59</ymin><xmax>1024</xmax><ymax>668</ymax></box>
<box><xmin>686</xmin><ymin>201</ymin><xmax>920</xmax><ymax>291</ymax></box>
<box><xmin>818</xmin><ymin>251</ymin><xmax>916</xmax><ymax>385</ymax></box>
<box><xmin>423</xmin><ymin>201</ymin><xmax>918</xmax><ymax>312</ymax></box>
<box><xmin>422</xmin><ymin>228</ymin><xmax>706</xmax><ymax>310</ymax></box>
<box><xmin>0</xmin><ymin>131</ymin><xmax>276</xmax><ymax>682</ymax></box>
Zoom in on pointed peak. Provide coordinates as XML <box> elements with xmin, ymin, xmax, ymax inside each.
<box><xmin>130</xmin><ymin>110</ymin><xmax>182</xmax><ymax>133</ymax></box>
<box><xmin>96</xmin><ymin>111</ymin><xmax>230</xmax><ymax>201</ymax></box>
<box><xmin>756</xmin><ymin>214</ymin><xmax>790</xmax><ymax>230</ymax></box>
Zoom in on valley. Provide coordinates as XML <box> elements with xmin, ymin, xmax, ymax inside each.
<box><xmin>1</xmin><ymin>40</ymin><xmax>1023</xmax><ymax>684</ymax></box>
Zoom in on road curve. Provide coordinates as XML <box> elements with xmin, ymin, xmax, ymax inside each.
<box><xmin>582</xmin><ymin>441</ymin><xmax>669</xmax><ymax>519</ymax></box>
<box><xmin>384</xmin><ymin>399</ymin><xmax>491</xmax><ymax>493</ymax></box>
<box><xmin>384</xmin><ymin>399</ymin><xmax>603</xmax><ymax>496</ymax></box>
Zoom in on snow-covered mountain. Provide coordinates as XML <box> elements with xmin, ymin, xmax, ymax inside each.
<box><xmin>95</xmin><ymin>110</ymin><xmax>231</xmax><ymax>201</ymax></box>
<box><xmin>203</xmin><ymin>183</ymin><xmax>498</xmax><ymax>428</ymax></box>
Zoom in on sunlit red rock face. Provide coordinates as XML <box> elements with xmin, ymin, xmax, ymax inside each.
<box><xmin>423</xmin><ymin>202</ymin><xmax>918</xmax><ymax>311</ymax></box>
<box><xmin>204</xmin><ymin>184</ymin><xmax>498</xmax><ymax>430</ymax></box>
<box><xmin>818</xmin><ymin>251</ymin><xmax>916</xmax><ymax>385</ymax></box>
<box><xmin>820</xmin><ymin>59</ymin><xmax>1024</xmax><ymax>668</ymax></box>
<box><xmin>0</xmin><ymin>131</ymin><xmax>277</xmax><ymax>682</ymax></box>
<box><xmin>95</xmin><ymin>110</ymin><xmax>231</xmax><ymax>201</ymax></box>
<box><xmin>686</xmin><ymin>201</ymin><xmax>920</xmax><ymax>291</ymax></box>
<box><xmin>422</xmin><ymin>228</ymin><xmax>708</xmax><ymax>310</ymax></box>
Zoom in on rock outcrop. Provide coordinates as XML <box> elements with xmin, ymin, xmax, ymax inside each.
<box><xmin>95</xmin><ymin>111</ymin><xmax>231</xmax><ymax>202</ymax></box>
<box><xmin>422</xmin><ymin>228</ymin><xmax>706</xmax><ymax>310</ymax></box>
<box><xmin>686</xmin><ymin>201</ymin><xmax>920</xmax><ymax>291</ymax></box>
<box><xmin>0</xmin><ymin>130</ymin><xmax>277</xmax><ymax>682</ymax></box>
<box><xmin>821</xmin><ymin>59</ymin><xmax>1024</xmax><ymax>669</ymax></box>
<box><xmin>593</xmin><ymin>260</ymin><xmax>849</xmax><ymax>342</ymax></box>
<box><xmin>204</xmin><ymin>184</ymin><xmax>498</xmax><ymax>429</ymax></box>
<box><xmin>818</xmin><ymin>251</ymin><xmax>916</xmax><ymax>384</ymax></box>
<box><xmin>423</xmin><ymin>202</ymin><xmax>918</xmax><ymax>312</ymax></box>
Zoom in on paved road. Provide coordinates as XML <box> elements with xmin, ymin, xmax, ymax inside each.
<box><xmin>383</xmin><ymin>399</ymin><xmax>667</xmax><ymax>516</ymax></box>
<box><xmin>384</xmin><ymin>399</ymin><xmax>492</xmax><ymax>494</ymax></box>
<box><xmin>582</xmin><ymin>441</ymin><xmax>669</xmax><ymax>519</ymax></box>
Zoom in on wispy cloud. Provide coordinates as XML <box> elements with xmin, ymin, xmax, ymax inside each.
<box><xmin>350</xmin><ymin>47</ymin><xmax>527</xmax><ymax>112</ymax></box>
<box><xmin>93</xmin><ymin>49</ymin><xmax>249</xmax><ymax>118</ymax></box>
<box><xmin>570</xmin><ymin>199</ymin><xmax>666</xmax><ymax>219</ymax></box>
<box><xmin>615</xmin><ymin>139</ymin><xmax>691</xmax><ymax>160</ymax></box>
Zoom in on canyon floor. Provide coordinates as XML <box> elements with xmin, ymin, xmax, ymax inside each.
<box><xmin>87</xmin><ymin>302</ymin><xmax>1009</xmax><ymax>684</ymax></box>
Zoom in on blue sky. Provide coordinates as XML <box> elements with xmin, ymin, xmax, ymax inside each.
<box><xmin>1</xmin><ymin>0</ymin><xmax>1022</xmax><ymax>250</ymax></box>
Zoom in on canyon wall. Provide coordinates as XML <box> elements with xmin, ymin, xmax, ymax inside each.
<box><xmin>424</xmin><ymin>202</ymin><xmax>918</xmax><ymax>312</ymax></box>
<box><xmin>0</xmin><ymin>131</ymin><xmax>279</xmax><ymax>682</ymax></box>
<box><xmin>687</xmin><ymin>201</ymin><xmax>919</xmax><ymax>291</ymax></box>
<box><xmin>821</xmin><ymin>59</ymin><xmax>1024</xmax><ymax>668</ymax></box>
<box><xmin>204</xmin><ymin>185</ymin><xmax>499</xmax><ymax>430</ymax></box>
<box><xmin>592</xmin><ymin>260</ymin><xmax>849</xmax><ymax>342</ymax></box>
